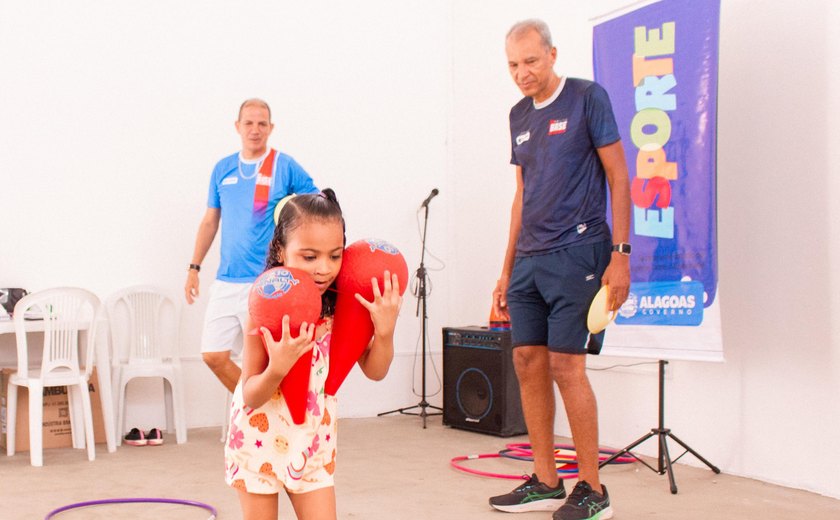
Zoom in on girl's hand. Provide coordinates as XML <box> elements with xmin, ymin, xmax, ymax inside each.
<box><xmin>260</xmin><ymin>315</ymin><xmax>315</xmax><ymax>379</ymax></box>
<box><xmin>355</xmin><ymin>270</ymin><xmax>402</xmax><ymax>340</ymax></box>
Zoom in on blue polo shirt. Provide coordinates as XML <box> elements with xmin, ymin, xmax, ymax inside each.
<box><xmin>208</xmin><ymin>150</ymin><xmax>318</xmax><ymax>282</ymax></box>
<box><xmin>509</xmin><ymin>77</ymin><xmax>620</xmax><ymax>255</ymax></box>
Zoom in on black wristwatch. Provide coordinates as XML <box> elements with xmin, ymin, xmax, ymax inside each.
<box><xmin>611</xmin><ymin>243</ymin><xmax>632</xmax><ymax>256</ymax></box>
<box><xmin>189</xmin><ymin>263</ymin><xmax>201</xmax><ymax>272</ymax></box>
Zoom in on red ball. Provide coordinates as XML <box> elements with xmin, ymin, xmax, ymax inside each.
<box><xmin>326</xmin><ymin>238</ymin><xmax>408</xmax><ymax>396</ymax></box>
<box><xmin>248</xmin><ymin>267</ymin><xmax>321</xmax><ymax>339</ymax></box>
<box><xmin>249</xmin><ymin>266</ymin><xmax>321</xmax><ymax>426</ymax></box>
<box><xmin>336</xmin><ymin>239</ymin><xmax>409</xmax><ymax>299</ymax></box>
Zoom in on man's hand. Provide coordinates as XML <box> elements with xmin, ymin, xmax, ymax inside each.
<box><xmin>492</xmin><ymin>276</ymin><xmax>511</xmax><ymax>321</ymax></box>
<box><xmin>601</xmin><ymin>254</ymin><xmax>630</xmax><ymax>311</ymax></box>
<box><xmin>185</xmin><ymin>270</ymin><xmax>200</xmax><ymax>305</ymax></box>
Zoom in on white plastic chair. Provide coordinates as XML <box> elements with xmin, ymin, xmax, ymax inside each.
<box><xmin>105</xmin><ymin>286</ymin><xmax>187</xmax><ymax>445</ymax></box>
<box><xmin>6</xmin><ymin>287</ymin><xmax>100</xmax><ymax>466</ymax></box>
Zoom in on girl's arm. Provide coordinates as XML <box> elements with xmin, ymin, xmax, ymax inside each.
<box><xmin>356</xmin><ymin>271</ymin><xmax>402</xmax><ymax>381</ymax></box>
<box><xmin>240</xmin><ymin>315</ymin><xmax>315</xmax><ymax>409</ymax></box>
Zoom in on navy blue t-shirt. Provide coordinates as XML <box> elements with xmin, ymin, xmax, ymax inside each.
<box><xmin>509</xmin><ymin>77</ymin><xmax>620</xmax><ymax>255</ymax></box>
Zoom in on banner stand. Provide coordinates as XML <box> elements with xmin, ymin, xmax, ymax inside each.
<box><xmin>599</xmin><ymin>360</ymin><xmax>720</xmax><ymax>494</ymax></box>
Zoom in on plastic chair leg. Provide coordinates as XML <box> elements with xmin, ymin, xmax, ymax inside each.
<box><xmin>68</xmin><ymin>386</ymin><xmax>84</xmax><ymax>449</ymax></box>
<box><xmin>95</xmin><ymin>368</ymin><xmax>117</xmax><ymax>453</ymax></box>
<box><xmin>163</xmin><ymin>377</ymin><xmax>175</xmax><ymax>435</ymax></box>
<box><xmin>170</xmin><ymin>379</ymin><xmax>187</xmax><ymax>444</ymax></box>
<box><xmin>161</xmin><ymin>374</ymin><xmax>187</xmax><ymax>444</ymax></box>
<box><xmin>28</xmin><ymin>382</ymin><xmax>44</xmax><ymax>467</ymax></box>
<box><xmin>78</xmin><ymin>378</ymin><xmax>96</xmax><ymax>461</ymax></box>
<box><xmin>116</xmin><ymin>377</ymin><xmax>128</xmax><ymax>447</ymax></box>
<box><xmin>110</xmin><ymin>367</ymin><xmax>121</xmax><ymax>423</ymax></box>
<box><xmin>5</xmin><ymin>383</ymin><xmax>18</xmax><ymax>457</ymax></box>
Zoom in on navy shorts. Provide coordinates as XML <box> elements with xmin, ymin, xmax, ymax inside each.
<box><xmin>507</xmin><ymin>240</ymin><xmax>611</xmax><ymax>354</ymax></box>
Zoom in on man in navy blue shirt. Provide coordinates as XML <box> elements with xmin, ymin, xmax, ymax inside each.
<box><xmin>489</xmin><ymin>19</ymin><xmax>631</xmax><ymax>520</ymax></box>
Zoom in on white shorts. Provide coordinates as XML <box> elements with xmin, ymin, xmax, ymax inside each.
<box><xmin>201</xmin><ymin>280</ymin><xmax>251</xmax><ymax>355</ymax></box>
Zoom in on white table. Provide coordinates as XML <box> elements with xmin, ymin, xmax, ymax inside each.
<box><xmin>0</xmin><ymin>318</ymin><xmax>117</xmax><ymax>453</ymax></box>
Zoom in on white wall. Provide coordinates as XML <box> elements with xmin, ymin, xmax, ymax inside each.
<box><xmin>2</xmin><ymin>0</ymin><xmax>839</xmax><ymax>499</ymax></box>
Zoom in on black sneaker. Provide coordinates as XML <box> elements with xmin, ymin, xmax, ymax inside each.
<box><xmin>123</xmin><ymin>427</ymin><xmax>147</xmax><ymax>446</ymax></box>
<box><xmin>489</xmin><ymin>474</ymin><xmax>566</xmax><ymax>513</ymax></box>
<box><xmin>146</xmin><ymin>428</ymin><xmax>164</xmax><ymax>446</ymax></box>
<box><xmin>553</xmin><ymin>481</ymin><xmax>613</xmax><ymax>520</ymax></box>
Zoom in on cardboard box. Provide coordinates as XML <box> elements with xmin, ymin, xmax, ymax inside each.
<box><xmin>1</xmin><ymin>368</ymin><xmax>107</xmax><ymax>452</ymax></box>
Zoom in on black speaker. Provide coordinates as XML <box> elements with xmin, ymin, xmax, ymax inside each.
<box><xmin>442</xmin><ymin>326</ymin><xmax>526</xmax><ymax>437</ymax></box>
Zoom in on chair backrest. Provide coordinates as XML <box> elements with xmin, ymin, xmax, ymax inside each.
<box><xmin>105</xmin><ymin>285</ymin><xmax>180</xmax><ymax>365</ymax></box>
<box><xmin>13</xmin><ymin>287</ymin><xmax>101</xmax><ymax>380</ymax></box>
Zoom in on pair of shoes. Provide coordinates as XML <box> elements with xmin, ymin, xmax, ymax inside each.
<box><xmin>489</xmin><ymin>474</ymin><xmax>567</xmax><ymax>512</ymax></box>
<box><xmin>552</xmin><ymin>481</ymin><xmax>613</xmax><ymax>520</ymax></box>
<box><xmin>123</xmin><ymin>427</ymin><xmax>164</xmax><ymax>446</ymax></box>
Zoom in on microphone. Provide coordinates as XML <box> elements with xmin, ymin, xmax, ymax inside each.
<box><xmin>420</xmin><ymin>188</ymin><xmax>439</xmax><ymax>209</ymax></box>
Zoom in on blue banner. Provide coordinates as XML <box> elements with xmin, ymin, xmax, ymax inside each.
<box><xmin>594</xmin><ymin>0</ymin><xmax>720</xmax><ymax>330</ymax></box>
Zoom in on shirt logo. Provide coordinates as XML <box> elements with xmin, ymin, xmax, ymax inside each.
<box><xmin>515</xmin><ymin>131</ymin><xmax>531</xmax><ymax>145</ymax></box>
<box><xmin>548</xmin><ymin>119</ymin><xmax>568</xmax><ymax>135</ymax></box>
<box><xmin>222</xmin><ymin>176</ymin><xmax>238</xmax><ymax>186</ymax></box>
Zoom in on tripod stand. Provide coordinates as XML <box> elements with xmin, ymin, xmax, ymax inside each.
<box><xmin>599</xmin><ymin>360</ymin><xmax>720</xmax><ymax>494</ymax></box>
<box><xmin>378</xmin><ymin>195</ymin><xmax>443</xmax><ymax>428</ymax></box>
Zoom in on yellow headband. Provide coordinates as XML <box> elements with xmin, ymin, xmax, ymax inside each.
<box><xmin>273</xmin><ymin>194</ymin><xmax>296</xmax><ymax>225</ymax></box>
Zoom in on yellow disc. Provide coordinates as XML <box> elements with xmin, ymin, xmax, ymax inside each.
<box><xmin>587</xmin><ymin>285</ymin><xmax>617</xmax><ymax>334</ymax></box>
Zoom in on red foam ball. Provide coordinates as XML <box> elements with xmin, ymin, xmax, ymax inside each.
<box><xmin>336</xmin><ymin>239</ymin><xmax>409</xmax><ymax>299</ymax></box>
<box><xmin>248</xmin><ymin>266</ymin><xmax>321</xmax><ymax>338</ymax></box>
<box><xmin>249</xmin><ymin>266</ymin><xmax>321</xmax><ymax>425</ymax></box>
<box><xmin>326</xmin><ymin>238</ymin><xmax>408</xmax><ymax>396</ymax></box>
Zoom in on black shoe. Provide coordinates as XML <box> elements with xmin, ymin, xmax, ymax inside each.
<box><xmin>552</xmin><ymin>481</ymin><xmax>613</xmax><ymax>520</ymax></box>
<box><xmin>489</xmin><ymin>474</ymin><xmax>566</xmax><ymax>513</ymax></box>
<box><xmin>146</xmin><ymin>428</ymin><xmax>164</xmax><ymax>446</ymax></box>
<box><xmin>123</xmin><ymin>427</ymin><xmax>147</xmax><ymax>446</ymax></box>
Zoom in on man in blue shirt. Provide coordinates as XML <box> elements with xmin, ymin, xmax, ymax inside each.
<box><xmin>185</xmin><ymin>99</ymin><xmax>318</xmax><ymax>393</ymax></box>
<box><xmin>489</xmin><ymin>20</ymin><xmax>631</xmax><ymax>520</ymax></box>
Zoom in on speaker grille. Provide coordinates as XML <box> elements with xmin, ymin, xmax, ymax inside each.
<box><xmin>456</xmin><ymin>367</ymin><xmax>493</xmax><ymax>420</ymax></box>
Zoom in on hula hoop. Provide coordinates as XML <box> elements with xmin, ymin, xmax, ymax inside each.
<box><xmin>450</xmin><ymin>443</ymin><xmax>636</xmax><ymax>480</ymax></box>
<box><xmin>44</xmin><ymin>498</ymin><xmax>217</xmax><ymax>520</ymax></box>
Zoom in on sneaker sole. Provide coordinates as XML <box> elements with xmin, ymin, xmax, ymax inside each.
<box><xmin>556</xmin><ymin>505</ymin><xmax>614</xmax><ymax>520</ymax></box>
<box><xmin>598</xmin><ymin>506</ymin><xmax>614</xmax><ymax>519</ymax></box>
<box><xmin>124</xmin><ymin>440</ymin><xmax>147</xmax><ymax>446</ymax></box>
<box><xmin>490</xmin><ymin>498</ymin><xmax>566</xmax><ymax>513</ymax></box>
<box><xmin>147</xmin><ymin>439</ymin><xmax>163</xmax><ymax>446</ymax></box>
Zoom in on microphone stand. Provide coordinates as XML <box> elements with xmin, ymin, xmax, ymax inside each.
<box><xmin>378</xmin><ymin>198</ymin><xmax>443</xmax><ymax>428</ymax></box>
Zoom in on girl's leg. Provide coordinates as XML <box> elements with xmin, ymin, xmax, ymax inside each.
<box><xmin>238</xmin><ymin>489</ymin><xmax>279</xmax><ymax>520</ymax></box>
<box><xmin>288</xmin><ymin>486</ymin><xmax>337</xmax><ymax>520</ymax></box>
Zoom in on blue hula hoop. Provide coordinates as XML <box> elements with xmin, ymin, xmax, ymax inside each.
<box><xmin>44</xmin><ymin>497</ymin><xmax>217</xmax><ymax>519</ymax></box>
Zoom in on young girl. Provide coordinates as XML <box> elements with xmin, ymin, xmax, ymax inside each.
<box><xmin>224</xmin><ymin>189</ymin><xmax>401</xmax><ymax>520</ymax></box>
